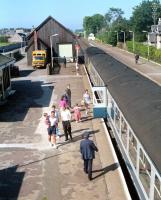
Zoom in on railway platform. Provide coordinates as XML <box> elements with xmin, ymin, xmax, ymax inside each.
<box><xmin>0</xmin><ymin>58</ymin><xmax>130</xmax><ymax>200</ymax></box>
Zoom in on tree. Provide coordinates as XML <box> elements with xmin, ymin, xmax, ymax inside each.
<box><xmin>92</xmin><ymin>14</ymin><xmax>106</xmax><ymax>34</ymax></box>
<box><xmin>83</xmin><ymin>16</ymin><xmax>93</xmax><ymax>35</ymax></box>
<box><xmin>0</xmin><ymin>36</ymin><xmax>8</xmax><ymax>43</ymax></box>
<box><xmin>106</xmin><ymin>17</ymin><xmax>130</xmax><ymax>46</ymax></box>
<box><xmin>83</xmin><ymin>14</ymin><xmax>106</xmax><ymax>35</ymax></box>
<box><xmin>130</xmin><ymin>0</ymin><xmax>161</xmax><ymax>41</ymax></box>
<box><xmin>105</xmin><ymin>8</ymin><xmax>124</xmax><ymax>30</ymax></box>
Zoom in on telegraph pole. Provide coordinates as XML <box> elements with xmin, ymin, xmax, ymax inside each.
<box><xmin>152</xmin><ymin>1</ymin><xmax>158</xmax><ymax>25</ymax></box>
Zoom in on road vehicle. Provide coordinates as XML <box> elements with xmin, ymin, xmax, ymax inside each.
<box><xmin>32</xmin><ymin>50</ymin><xmax>46</xmax><ymax>68</ymax></box>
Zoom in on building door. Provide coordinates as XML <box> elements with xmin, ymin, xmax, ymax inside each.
<box><xmin>92</xmin><ymin>86</ymin><xmax>107</xmax><ymax>118</ymax></box>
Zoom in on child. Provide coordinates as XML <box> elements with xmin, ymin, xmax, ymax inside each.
<box><xmin>83</xmin><ymin>89</ymin><xmax>91</xmax><ymax>116</ymax></box>
<box><xmin>43</xmin><ymin>113</ymin><xmax>51</xmax><ymax>145</ymax></box>
<box><xmin>73</xmin><ymin>103</ymin><xmax>81</xmax><ymax>122</ymax></box>
<box><xmin>59</xmin><ymin>96</ymin><xmax>67</xmax><ymax>111</ymax></box>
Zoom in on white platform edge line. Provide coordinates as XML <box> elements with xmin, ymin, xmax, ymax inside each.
<box><xmin>102</xmin><ymin>120</ymin><xmax>132</xmax><ymax>200</ymax></box>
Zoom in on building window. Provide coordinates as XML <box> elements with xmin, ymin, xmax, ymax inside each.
<box><xmin>129</xmin><ymin>131</ymin><xmax>137</xmax><ymax>168</ymax></box>
<box><xmin>139</xmin><ymin>148</ymin><xmax>151</xmax><ymax>197</ymax></box>
<box><xmin>115</xmin><ymin>107</ymin><xmax>120</xmax><ymax>133</ymax></box>
<box><xmin>154</xmin><ymin>175</ymin><xmax>161</xmax><ymax>200</ymax></box>
<box><xmin>111</xmin><ymin>100</ymin><xmax>115</xmax><ymax>121</ymax></box>
<box><xmin>121</xmin><ymin>116</ymin><xmax>128</xmax><ymax>149</ymax></box>
<box><xmin>2</xmin><ymin>67</ymin><xmax>10</xmax><ymax>90</ymax></box>
<box><xmin>0</xmin><ymin>75</ymin><xmax>2</xmax><ymax>99</ymax></box>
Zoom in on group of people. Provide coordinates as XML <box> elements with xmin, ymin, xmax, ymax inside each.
<box><xmin>43</xmin><ymin>85</ymin><xmax>92</xmax><ymax>147</ymax></box>
<box><xmin>43</xmin><ymin>84</ymin><xmax>98</xmax><ymax>180</ymax></box>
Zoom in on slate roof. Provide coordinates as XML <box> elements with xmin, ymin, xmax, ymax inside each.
<box><xmin>0</xmin><ymin>54</ymin><xmax>15</xmax><ymax>68</ymax></box>
<box><xmin>27</xmin><ymin>16</ymin><xmax>75</xmax><ymax>40</ymax></box>
<box><xmin>86</xmin><ymin>46</ymin><xmax>161</xmax><ymax>173</ymax></box>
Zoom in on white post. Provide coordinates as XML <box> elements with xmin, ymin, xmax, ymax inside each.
<box><xmin>129</xmin><ymin>31</ymin><xmax>135</xmax><ymax>53</ymax></box>
<box><xmin>142</xmin><ymin>31</ymin><xmax>149</xmax><ymax>60</ymax></box>
<box><xmin>50</xmin><ymin>36</ymin><xmax>53</xmax><ymax>69</ymax></box>
<box><xmin>121</xmin><ymin>31</ymin><xmax>125</xmax><ymax>47</ymax></box>
<box><xmin>50</xmin><ymin>34</ymin><xmax>59</xmax><ymax>69</ymax></box>
<box><xmin>133</xmin><ymin>32</ymin><xmax>135</xmax><ymax>53</ymax></box>
<box><xmin>114</xmin><ymin>31</ymin><xmax>118</xmax><ymax>44</ymax></box>
<box><xmin>148</xmin><ymin>41</ymin><xmax>150</xmax><ymax>61</ymax></box>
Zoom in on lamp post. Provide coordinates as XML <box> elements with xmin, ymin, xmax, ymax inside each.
<box><xmin>152</xmin><ymin>1</ymin><xmax>158</xmax><ymax>25</ymax></box>
<box><xmin>142</xmin><ymin>30</ymin><xmax>149</xmax><ymax>60</ymax></box>
<box><xmin>129</xmin><ymin>31</ymin><xmax>135</xmax><ymax>53</ymax></box>
<box><xmin>50</xmin><ymin>33</ymin><xmax>59</xmax><ymax>69</ymax></box>
<box><xmin>114</xmin><ymin>31</ymin><xmax>118</xmax><ymax>45</ymax></box>
<box><xmin>121</xmin><ymin>31</ymin><xmax>125</xmax><ymax>47</ymax></box>
<box><xmin>104</xmin><ymin>31</ymin><xmax>109</xmax><ymax>44</ymax></box>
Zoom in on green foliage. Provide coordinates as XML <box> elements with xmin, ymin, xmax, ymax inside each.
<box><xmin>0</xmin><ymin>42</ymin><xmax>9</xmax><ymax>46</ymax></box>
<box><xmin>127</xmin><ymin>41</ymin><xmax>148</xmax><ymax>56</ymax></box>
<box><xmin>0</xmin><ymin>36</ymin><xmax>8</xmax><ymax>43</ymax></box>
<box><xmin>97</xmin><ymin>7</ymin><xmax>130</xmax><ymax>44</ymax></box>
<box><xmin>42</xmin><ymin>197</ymin><xmax>48</xmax><ymax>200</ymax></box>
<box><xmin>151</xmin><ymin>46</ymin><xmax>161</xmax><ymax>63</ymax></box>
<box><xmin>83</xmin><ymin>14</ymin><xmax>106</xmax><ymax>35</ymax></box>
<box><xmin>130</xmin><ymin>0</ymin><xmax>161</xmax><ymax>34</ymax></box>
<box><xmin>97</xmin><ymin>31</ymin><xmax>117</xmax><ymax>46</ymax></box>
<box><xmin>83</xmin><ymin>16</ymin><xmax>93</xmax><ymax>35</ymax></box>
<box><xmin>126</xmin><ymin>41</ymin><xmax>161</xmax><ymax>64</ymax></box>
<box><xmin>105</xmin><ymin>7</ymin><xmax>124</xmax><ymax>26</ymax></box>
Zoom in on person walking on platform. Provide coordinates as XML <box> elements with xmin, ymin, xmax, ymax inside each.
<box><xmin>83</xmin><ymin>89</ymin><xmax>91</xmax><ymax>116</ymax></box>
<box><xmin>135</xmin><ymin>54</ymin><xmax>139</xmax><ymax>64</ymax></box>
<box><xmin>80</xmin><ymin>132</ymin><xmax>98</xmax><ymax>180</ymax></box>
<box><xmin>73</xmin><ymin>103</ymin><xmax>81</xmax><ymax>122</ymax></box>
<box><xmin>63</xmin><ymin>56</ymin><xmax>66</xmax><ymax>68</ymax></box>
<box><xmin>51</xmin><ymin>104</ymin><xmax>59</xmax><ymax>121</ymax></box>
<box><xmin>76</xmin><ymin>61</ymin><xmax>79</xmax><ymax>75</ymax></box>
<box><xmin>63</xmin><ymin>89</ymin><xmax>70</xmax><ymax>107</ymax></box>
<box><xmin>44</xmin><ymin>111</ymin><xmax>58</xmax><ymax>148</ymax></box>
<box><xmin>51</xmin><ymin>104</ymin><xmax>61</xmax><ymax>142</ymax></box>
<box><xmin>61</xmin><ymin>106</ymin><xmax>73</xmax><ymax>141</ymax></box>
<box><xmin>66</xmin><ymin>84</ymin><xmax>71</xmax><ymax>107</ymax></box>
<box><xmin>59</xmin><ymin>96</ymin><xmax>68</xmax><ymax>112</ymax></box>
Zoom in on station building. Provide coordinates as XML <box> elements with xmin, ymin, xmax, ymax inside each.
<box><xmin>0</xmin><ymin>54</ymin><xmax>15</xmax><ymax>103</ymax></box>
<box><xmin>26</xmin><ymin>16</ymin><xmax>77</xmax><ymax>66</ymax></box>
<box><xmin>149</xmin><ymin>18</ymin><xmax>161</xmax><ymax>49</ymax></box>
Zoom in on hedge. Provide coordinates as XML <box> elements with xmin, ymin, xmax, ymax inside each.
<box><xmin>126</xmin><ymin>41</ymin><xmax>161</xmax><ymax>64</ymax></box>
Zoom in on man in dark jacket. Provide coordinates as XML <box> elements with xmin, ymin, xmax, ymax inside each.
<box><xmin>66</xmin><ymin>84</ymin><xmax>71</xmax><ymax>107</ymax></box>
<box><xmin>135</xmin><ymin>54</ymin><xmax>139</xmax><ymax>64</ymax></box>
<box><xmin>80</xmin><ymin>132</ymin><xmax>98</xmax><ymax>180</ymax></box>
<box><xmin>63</xmin><ymin>56</ymin><xmax>66</xmax><ymax>68</ymax></box>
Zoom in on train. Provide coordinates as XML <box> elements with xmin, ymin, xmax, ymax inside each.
<box><xmin>84</xmin><ymin>46</ymin><xmax>161</xmax><ymax>200</ymax></box>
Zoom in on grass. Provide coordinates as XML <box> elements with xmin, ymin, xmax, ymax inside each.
<box><xmin>42</xmin><ymin>197</ymin><xmax>48</xmax><ymax>200</ymax></box>
<box><xmin>0</xmin><ymin>42</ymin><xmax>11</xmax><ymax>47</ymax></box>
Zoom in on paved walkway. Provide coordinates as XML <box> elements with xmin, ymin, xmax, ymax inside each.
<box><xmin>91</xmin><ymin>40</ymin><xmax>161</xmax><ymax>86</ymax></box>
<box><xmin>0</xmin><ymin>57</ymin><xmax>129</xmax><ymax>200</ymax></box>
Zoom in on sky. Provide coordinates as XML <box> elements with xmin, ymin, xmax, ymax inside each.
<box><xmin>0</xmin><ymin>0</ymin><xmax>142</xmax><ymax>31</ymax></box>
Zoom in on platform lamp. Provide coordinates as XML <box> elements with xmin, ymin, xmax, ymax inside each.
<box><xmin>121</xmin><ymin>31</ymin><xmax>125</xmax><ymax>47</ymax></box>
<box><xmin>129</xmin><ymin>31</ymin><xmax>135</xmax><ymax>53</ymax></box>
<box><xmin>142</xmin><ymin>31</ymin><xmax>149</xmax><ymax>60</ymax></box>
<box><xmin>50</xmin><ymin>34</ymin><xmax>59</xmax><ymax>69</ymax></box>
<box><xmin>114</xmin><ymin>31</ymin><xmax>118</xmax><ymax>45</ymax></box>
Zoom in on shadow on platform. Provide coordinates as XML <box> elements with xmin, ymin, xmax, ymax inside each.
<box><xmin>92</xmin><ymin>163</ymin><xmax>119</xmax><ymax>180</ymax></box>
<box><xmin>0</xmin><ymin>165</ymin><xmax>25</xmax><ymax>199</ymax></box>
